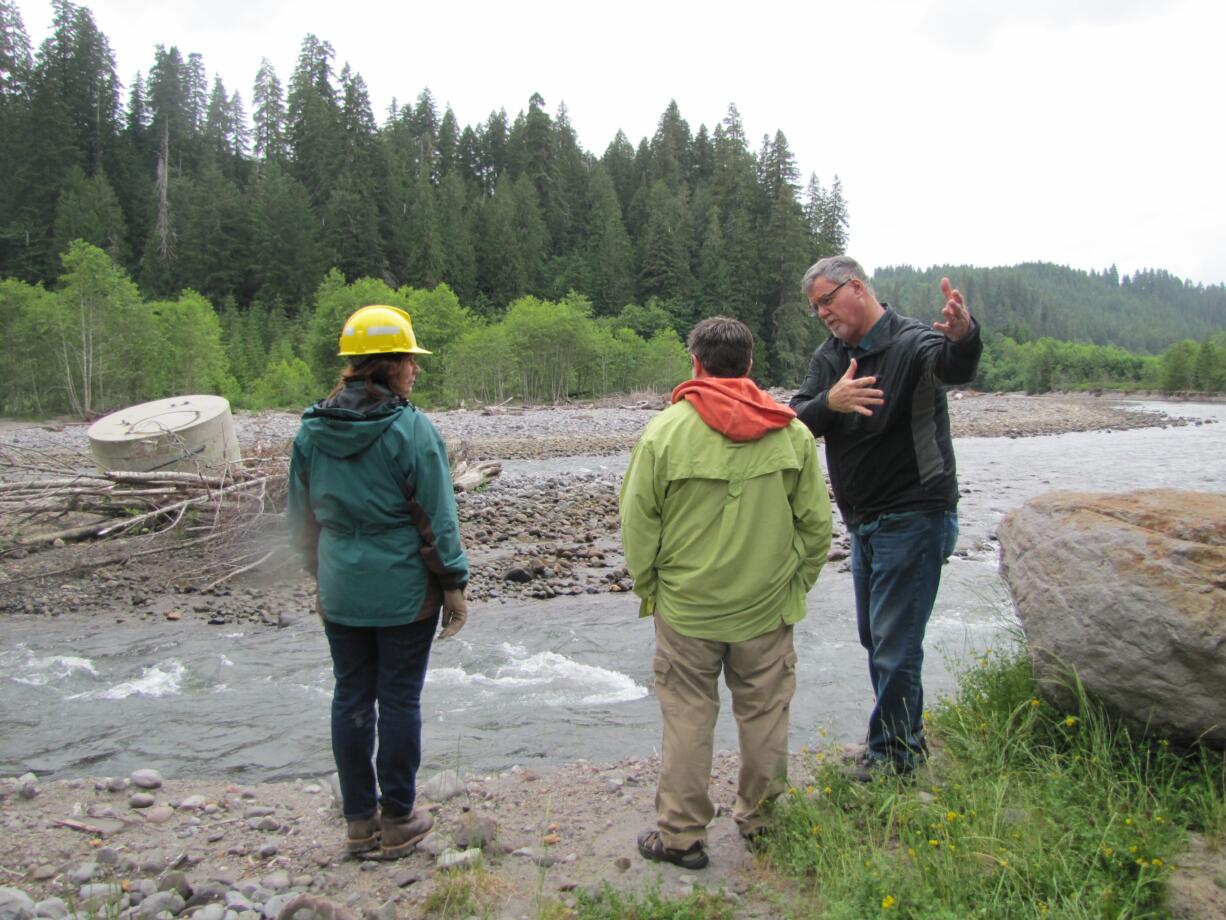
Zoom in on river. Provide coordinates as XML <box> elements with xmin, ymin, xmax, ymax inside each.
<box><xmin>2</xmin><ymin>401</ymin><xmax>1223</xmax><ymax>782</ymax></box>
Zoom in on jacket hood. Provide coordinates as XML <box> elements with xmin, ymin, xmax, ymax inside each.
<box><xmin>299</xmin><ymin>382</ymin><xmax>407</xmax><ymax>458</ymax></box>
<box><xmin>671</xmin><ymin>377</ymin><xmax>796</xmax><ymax>442</ymax></box>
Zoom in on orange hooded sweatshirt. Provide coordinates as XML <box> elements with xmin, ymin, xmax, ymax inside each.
<box><xmin>670</xmin><ymin>377</ymin><xmax>796</xmax><ymax>442</ymax></box>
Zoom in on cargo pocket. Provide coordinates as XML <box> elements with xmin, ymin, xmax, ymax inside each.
<box><xmin>652</xmin><ymin>655</ymin><xmax>671</xmax><ymax>690</ymax></box>
<box><xmin>652</xmin><ymin>654</ymin><xmax>677</xmax><ymax>714</ymax></box>
<box><xmin>781</xmin><ymin>650</ymin><xmax>799</xmax><ymax>708</ymax></box>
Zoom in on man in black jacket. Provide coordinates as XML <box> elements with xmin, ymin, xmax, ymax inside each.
<box><xmin>790</xmin><ymin>256</ymin><xmax>981</xmax><ymax>779</ymax></box>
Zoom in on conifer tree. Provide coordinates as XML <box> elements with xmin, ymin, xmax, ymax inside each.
<box><xmin>251</xmin><ymin>58</ymin><xmax>286</xmax><ymax>164</ymax></box>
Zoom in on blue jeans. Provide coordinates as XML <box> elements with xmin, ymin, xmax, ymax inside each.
<box><xmin>850</xmin><ymin>510</ymin><xmax>958</xmax><ymax>770</ymax></box>
<box><xmin>323</xmin><ymin>615</ymin><xmax>437</xmax><ymax>820</ymax></box>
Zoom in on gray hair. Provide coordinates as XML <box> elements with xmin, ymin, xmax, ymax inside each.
<box><xmin>801</xmin><ymin>255</ymin><xmax>874</xmax><ymax>299</ymax></box>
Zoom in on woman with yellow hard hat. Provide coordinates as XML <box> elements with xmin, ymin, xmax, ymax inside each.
<box><xmin>287</xmin><ymin>305</ymin><xmax>470</xmax><ymax>858</ymax></box>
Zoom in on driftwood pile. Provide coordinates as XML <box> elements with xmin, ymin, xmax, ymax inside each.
<box><xmin>4</xmin><ymin>466</ymin><xmax>284</xmax><ymax>547</ymax></box>
<box><xmin>0</xmin><ymin>445</ymin><xmax>501</xmax><ymax>589</ymax></box>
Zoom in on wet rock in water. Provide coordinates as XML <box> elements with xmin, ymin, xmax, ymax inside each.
<box><xmin>130</xmin><ymin>769</ymin><xmax>163</xmax><ymax>789</ymax></box>
<box><xmin>0</xmin><ymin>887</ymin><xmax>36</xmax><ymax>920</ymax></box>
<box><xmin>129</xmin><ymin>791</ymin><xmax>155</xmax><ymax>809</ymax></box>
<box><xmin>999</xmin><ymin>489</ymin><xmax>1226</xmax><ymax>747</ymax></box>
<box><xmin>177</xmin><ymin>794</ymin><xmax>207</xmax><ymax>810</ymax></box>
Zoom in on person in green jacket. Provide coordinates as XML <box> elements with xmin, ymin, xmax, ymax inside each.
<box><xmin>620</xmin><ymin>316</ymin><xmax>832</xmax><ymax>869</ymax></box>
<box><xmin>287</xmin><ymin>304</ymin><xmax>470</xmax><ymax>859</ymax></box>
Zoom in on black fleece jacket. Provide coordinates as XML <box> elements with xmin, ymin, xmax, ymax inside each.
<box><xmin>789</xmin><ymin>307</ymin><xmax>982</xmax><ymax>527</ymax></box>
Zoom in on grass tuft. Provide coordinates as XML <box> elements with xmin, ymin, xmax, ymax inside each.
<box><xmin>759</xmin><ymin>644</ymin><xmax>1226</xmax><ymax>918</ymax></box>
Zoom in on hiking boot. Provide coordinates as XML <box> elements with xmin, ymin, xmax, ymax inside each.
<box><xmin>847</xmin><ymin>752</ymin><xmax>915</xmax><ymax>783</ymax></box>
<box><xmin>380</xmin><ymin>809</ymin><xmax>434</xmax><ymax>858</ymax></box>
<box><xmin>346</xmin><ymin>815</ymin><xmax>380</xmax><ymax>853</ymax></box>
<box><xmin>637</xmin><ymin>829</ymin><xmax>709</xmax><ymax>870</ymax></box>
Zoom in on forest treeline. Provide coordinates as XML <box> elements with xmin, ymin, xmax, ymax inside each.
<box><xmin>0</xmin><ymin>1</ymin><xmax>1223</xmax><ymax>418</ymax></box>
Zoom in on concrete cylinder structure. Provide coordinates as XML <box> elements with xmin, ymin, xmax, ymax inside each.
<box><xmin>86</xmin><ymin>395</ymin><xmax>241</xmax><ymax>475</ymax></box>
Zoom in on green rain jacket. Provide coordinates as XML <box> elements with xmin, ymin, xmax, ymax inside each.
<box><xmin>287</xmin><ymin>382</ymin><xmax>469</xmax><ymax>627</ymax></box>
<box><xmin>619</xmin><ymin>383</ymin><xmax>832</xmax><ymax>642</ymax></box>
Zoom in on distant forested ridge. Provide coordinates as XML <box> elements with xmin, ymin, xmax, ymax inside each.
<box><xmin>872</xmin><ymin>263</ymin><xmax>1226</xmax><ymax>354</ymax></box>
<box><xmin>0</xmin><ymin>1</ymin><xmax>1222</xmax><ymax>416</ymax></box>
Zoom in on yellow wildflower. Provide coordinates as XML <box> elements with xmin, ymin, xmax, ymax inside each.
<box><xmin>1029</xmin><ymin>698</ymin><xmax>1041</xmax><ymax>709</ymax></box>
<box><xmin>1064</xmin><ymin>715</ymin><xmax>1079</xmax><ymax>727</ymax></box>
<box><xmin>881</xmin><ymin>895</ymin><xmax>896</xmax><ymax>910</ymax></box>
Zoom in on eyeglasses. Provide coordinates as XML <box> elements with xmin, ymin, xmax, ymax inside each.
<box><xmin>807</xmin><ymin>279</ymin><xmax>850</xmax><ymax>316</ymax></box>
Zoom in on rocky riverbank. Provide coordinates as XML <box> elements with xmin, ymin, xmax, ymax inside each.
<box><xmin>0</xmin><ymin>752</ymin><xmax>791</xmax><ymax>919</ymax></box>
<box><xmin>0</xmin><ymin>392</ymin><xmax>1200</xmax><ymax>625</ymax></box>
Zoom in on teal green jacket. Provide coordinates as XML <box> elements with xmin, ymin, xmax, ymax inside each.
<box><xmin>287</xmin><ymin>382</ymin><xmax>469</xmax><ymax>627</ymax></box>
<box><xmin>619</xmin><ymin>401</ymin><xmax>832</xmax><ymax>642</ymax></box>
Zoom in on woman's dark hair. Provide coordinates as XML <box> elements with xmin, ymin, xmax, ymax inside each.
<box><xmin>329</xmin><ymin>353</ymin><xmax>414</xmax><ymax>399</ymax></box>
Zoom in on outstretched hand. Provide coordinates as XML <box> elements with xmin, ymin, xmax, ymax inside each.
<box><xmin>933</xmin><ymin>277</ymin><xmax>972</xmax><ymax>341</ymax></box>
<box><xmin>826</xmin><ymin>358</ymin><xmax>884</xmax><ymax>417</ymax></box>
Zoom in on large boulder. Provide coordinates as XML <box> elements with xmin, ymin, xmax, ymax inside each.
<box><xmin>998</xmin><ymin>489</ymin><xmax>1226</xmax><ymax>747</ymax></box>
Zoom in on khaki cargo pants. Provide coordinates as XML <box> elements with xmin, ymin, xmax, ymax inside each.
<box><xmin>652</xmin><ymin>616</ymin><xmax>797</xmax><ymax>849</ymax></box>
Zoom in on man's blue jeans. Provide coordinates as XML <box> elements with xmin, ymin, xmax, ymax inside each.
<box><xmin>850</xmin><ymin>510</ymin><xmax>958</xmax><ymax>771</ymax></box>
<box><xmin>323</xmin><ymin>615</ymin><xmax>437</xmax><ymax>820</ymax></box>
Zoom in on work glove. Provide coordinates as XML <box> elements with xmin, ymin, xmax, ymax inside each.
<box><xmin>438</xmin><ymin>588</ymin><xmax>468</xmax><ymax>640</ymax></box>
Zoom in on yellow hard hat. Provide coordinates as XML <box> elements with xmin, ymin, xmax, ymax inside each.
<box><xmin>338</xmin><ymin>305</ymin><xmax>432</xmax><ymax>356</ymax></box>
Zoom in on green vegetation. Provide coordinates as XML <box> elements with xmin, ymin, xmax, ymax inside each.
<box><xmin>0</xmin><ymin>243</ymin><xmax>690</xmax><ymax>414</ymax></box>
<box><xmin>570</xmin><ymin>883</ymin><xmax>735</xmax><ymax>919</ymax></box>
<box><xmin>760</xmin><ymin>647</ymin><xmax>1226</xmax><ymax>918</ymax></box>
<box><xmin>0</xmin><ymin>1</ymin><xmax>846</xmax><ymax>396</ymax></box>
<box><xmin>1</xmin><ymin>2</ymin><xmax>1222</xmax><ymax>415</ymax></box>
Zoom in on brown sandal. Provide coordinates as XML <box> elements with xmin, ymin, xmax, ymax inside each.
<box><xmin>637</xmin><ymin>829</ymin><xmax>708</xmax><ymax>870</ymax></box>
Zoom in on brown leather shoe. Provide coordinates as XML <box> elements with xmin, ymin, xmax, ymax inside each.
<box><xmin>346</xmin><ymin>815</ymin><xmax>380</xmax><ymax>853</ymax></box>
<box><xmin>380</xmin><ymin>809</ymin><xmax>434</xmax><ymax>858</ymax></box>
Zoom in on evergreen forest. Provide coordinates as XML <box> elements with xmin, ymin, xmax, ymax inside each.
<box><xmin>0</xmin><ymin>0</ymin><xmax>1223</xmax><ymax>417</ymax></box>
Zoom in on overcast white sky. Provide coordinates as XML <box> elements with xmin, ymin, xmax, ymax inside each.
<box><xmin>16</xmin><ymin>0</ymin><xmax>1226</xmax><ymax>286</ymax></box>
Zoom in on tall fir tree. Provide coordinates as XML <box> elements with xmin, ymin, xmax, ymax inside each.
<box><xmin>251</xmin><ymin>58</ymin><xmax>286</xmax><ymax>164</ymax></box>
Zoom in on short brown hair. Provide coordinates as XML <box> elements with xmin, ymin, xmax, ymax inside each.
<box><xmin>687</xmin><ymin>316</ymin><xmax>753</xmax><ymax>378</ymax></box>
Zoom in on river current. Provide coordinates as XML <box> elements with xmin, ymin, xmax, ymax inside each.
<box><xmin>2</xmin><ymin>401</ymin><xmax>1223</xmax><ymax>782</ymax></box>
